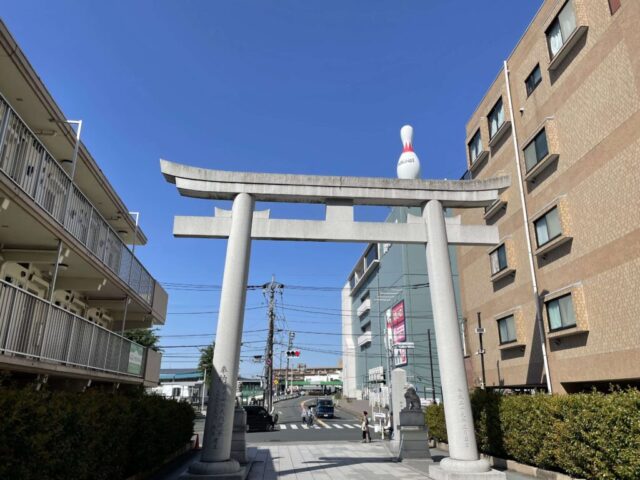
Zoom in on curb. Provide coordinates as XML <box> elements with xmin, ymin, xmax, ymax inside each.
<box><xmin>434</xmin><ymin>442</ymin><xmax>584</xmax><ymax>480</ymax></box>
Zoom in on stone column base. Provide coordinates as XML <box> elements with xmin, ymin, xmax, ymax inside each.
<box><xmin>180</xmin><ymin>458</ymin><xmax>246</xmax><ymax>480</ymax></box>
<box><xmin>429</xmin><ymin>464</ymin><xmax>506</xmax><ymax>480</ymax></box>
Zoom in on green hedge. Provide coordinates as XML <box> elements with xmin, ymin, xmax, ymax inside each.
<box><xmin>0</xmin><ymin>388</ymin><xmax>194</xmax><ymax>480</ymax></box>
<box><xmin>425</xmin><ymin>389</ymin><xmax>640</xmax><ymax>480</ymax></box>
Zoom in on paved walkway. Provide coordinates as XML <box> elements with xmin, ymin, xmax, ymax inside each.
<box><xmin>154</xmin><ymin>441</ymin><xmax>538</xmax><ymax>479</ymax></box>
<box><xmin>247</xmin><ymin>441</ymin><xmax>428</xmax><ymax>479</ymax></box>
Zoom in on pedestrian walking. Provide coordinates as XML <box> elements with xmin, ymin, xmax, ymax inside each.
<box><xmin>361</xmin><ymin>411</ymin><xmax>371</xmax><ymax>443</ymax></box>
<box><xmin>308</xmin><ymin>407</ymin><xmax>315</xmax><ymax>426</ymax></box>
<box><xmin>301</xmin><ymin>406</ymin><xmax>308</xmax><ymax>424</ymax></box>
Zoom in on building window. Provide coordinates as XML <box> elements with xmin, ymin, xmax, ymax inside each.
<box><xmin>349</xmin><ymin>275</ymin><xmax>356</xmax><ymax>289</ymax></box>
<box><xmin>468</xmin><ymin>130</ymin><xmax>483</xmax><ymax>163</ymax></box>
<box><xmin>488</xmin><ymin>98</ymin><xmax>505</xmax><ymax>139</ymax></box>
<box><xmin>489</xmin><ymin>244</ymin><xmax>508</xmax><ymax>275</ymax></box>
<box><xmin>534</xmin><ymin>207</ymin><xmax>562</xmax><ymax>247</ymax></box>
<box><xmin>546</xmin><ymin>294</ymin><xmax>576</xmax><ymax>331</ymax></box>
<box><xmin>497</xmin><ymin>315</ymin><xmax>517</xmax><ymax>344</ymax></box>
<box><xmin>525</xmin><ymin>64</ymin><xmax>542</xmax><ymax>96</ymax></box>
<box><xmin>546</xmin><ymin>0</ymin><xmax>578</xmax><ymax>59</ymax></box>
<box><xmin>609</xmin><ymin>0</ymin><xmax>621</xmax><ymax>14</ymax></box>
<box><xmin>524</xmin><ymin>129</ymin><xmax>550</xmax><ymax>171</ymax></box>
<box><xmin>365</xmin><ymin>244</ymin><xmax>378</xmax><ymax>269</ymax></box>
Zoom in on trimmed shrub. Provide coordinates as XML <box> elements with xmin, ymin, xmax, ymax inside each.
<box><xmin>425</xmin><ymin>401</ymin><xmax>447</xmax><ymax>444</ymax></box>
<box><xmin>0</xmin><ymin>388</ymin><xmax>194</xmax><ymax>480</ymax></box>
<box><xmin>425</xmin><ymin>389</ymin><xmax>640</xmax><ymax>480</ymax></box>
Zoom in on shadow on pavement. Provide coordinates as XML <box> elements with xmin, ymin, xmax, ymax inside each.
<box><xmin>277</xmin><ymin>456</ymin><xmax>393</xmax><ymax>476</ymax></box>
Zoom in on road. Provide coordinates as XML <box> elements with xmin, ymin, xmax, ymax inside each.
<box><xmin>194</xmin><ymin>396</ymin><xmax>373</xmax><ymax>444</ymax></box>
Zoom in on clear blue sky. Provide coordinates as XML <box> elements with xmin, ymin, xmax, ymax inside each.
<box><xmin>2</xmin><ymin>1</ymin><xmax>542</xmax><ymax>377</ymax></box>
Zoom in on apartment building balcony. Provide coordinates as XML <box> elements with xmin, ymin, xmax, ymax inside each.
<box><xmin>357</xmin><ymin>297</ymin><xmax>371</xmax><ymax>317</ymax></box>
<box><xmin>0</xmin><ymin>279</ymin><xmax>160</xmax><ymax>386</ymax></box>
<box><xmin>0</xmin><ymin>93</ymin><xmax>166</xmax><ymax>326</ymax></box>
<box><xmin>357</xmin><ymin>331</ymin><xmax>372</xmax><ymax>347</ymax></box>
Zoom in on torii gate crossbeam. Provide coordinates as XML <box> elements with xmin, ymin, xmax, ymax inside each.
<box><xmin>161</xmin><ymin>159</ymin><xmax>508</xmax><ymax>480</ymax></box>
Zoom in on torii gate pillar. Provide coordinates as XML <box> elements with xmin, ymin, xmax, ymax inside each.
<box><xmin>183</xmin><ymin>193</ymin><xmax>254</xmax><ymax>479</ymax></box>
<box><xmin>425</xmin><ymin>200</ymin><xmax>501</xmax><ymax>479</ymax></box>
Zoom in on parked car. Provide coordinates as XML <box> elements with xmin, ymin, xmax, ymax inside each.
<box><xmin>315</xmin><ymin>398</ymin><xmax>334</xmax><ymax>418</ymax></box>
<box><xmin>244</xmin><ymin>406</ymin><xmax>276</xmax><ymax>432</ymax></box>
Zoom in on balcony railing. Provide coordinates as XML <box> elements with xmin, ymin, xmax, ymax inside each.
<box><xmin>0</xmin><ymin>94</ymin><xmax>155</xmax><ymax>304</ymax></box>
<box><xmin>0</xmin><ymin>280</ymin><xmax>147</xmax><ymax>377</ymax></box>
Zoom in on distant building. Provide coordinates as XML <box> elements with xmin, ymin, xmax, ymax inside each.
<box><xmin>150</xmin><ymin>369</ymin><xmax>262</xmax><ymax>405</ymax></box>
<box><xmin>0</xmin><ymin>20</ymin><xmax>167</xmax><ymax>390</ymax></box>
<box><xmin>456</xmin><ymin>0</ymin><xmax>640</xmax><ymax>393</ymax></box>
<box><xmin>341</xmin><ymin>208</ymin><xmax>465</xmax><ymax>404</ymax></box>
<box><xmin>273</xmin><ymin>365</ymin><xmax>342</xmax><ymax>393</ymax></box>
<box><xmin>151</xmin><ymin>368</ymin><xmax>204</xmax><ymax>401</ymax></box>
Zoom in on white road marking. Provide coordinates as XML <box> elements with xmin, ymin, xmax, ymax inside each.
<box><xmin>280</xmin><ymin>424</ymin><xmax>287</xmax><ymax>430</ymax></box>
<box><xmin>322</xmin><ymin>424</ymin><xmax>332</xmax><ymax>429</ymax></box>
<box><xmin>290</xmin><ymin>424</ymin><xmax>298</xmax><ymax>430</ymax></box>
<box><xmin>301</xmin><ymin>424</ymin><xmax>309</xmax><ymax>429</ymax></box>
<box><xmin>342</xmin><ymin>424</ymin><xmax>355</xmax><ymax>429</ymax></box>
<box><xmin>332</xmin><ymin>424</ymin><xmax>343</xmax><ymax>429</ymax></box>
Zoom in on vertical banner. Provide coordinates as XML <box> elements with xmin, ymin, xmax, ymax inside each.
<box><xmin>128</xmin><ymin>344</ymin><xmax>144</xmax><ymax>375</ymax></box>
<box><xmin>391</xmin><ymin>300</ymin><xmax>408</xmax><ymax>366</ymax></box>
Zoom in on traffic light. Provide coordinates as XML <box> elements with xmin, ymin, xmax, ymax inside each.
<box><xmin>286</xmin><ymin>350</ymin><xmax>301</xmax><ymax>357</ymax></box>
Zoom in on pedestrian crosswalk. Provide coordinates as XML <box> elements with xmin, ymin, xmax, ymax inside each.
<box><xmin>279</xmin><ymin>423</ymin><xmax>361</xmax><ymax>431</ymax></box>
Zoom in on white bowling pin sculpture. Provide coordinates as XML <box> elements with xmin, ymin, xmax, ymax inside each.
<box><xmin>396</xmin><ymin>125</ymin><xmax>422</xmax><ymax>180</ymax></box>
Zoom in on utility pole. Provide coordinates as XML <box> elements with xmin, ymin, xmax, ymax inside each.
<box><xmin>263</xmin><ymin>276</ymin><xmax>283</xmax><ymax>413</ymax></box>
<box><xmin>285</xmin><ymin>331</ymin><xmax>295</xmax><ymax>394</ymax></box>
<box><xmin>427</xmin><ymin>329</ymin><xmax>436</xmax><ymax>403</ymax></box>
<box><xmin>476</xmin><ymin>312</ymin><xmax>487</xmax><ymax>390</ymax></box>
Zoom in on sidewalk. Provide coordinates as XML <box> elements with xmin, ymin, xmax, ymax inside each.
<box><xmin>247</xmin><ymin>441</ymin><xmax>427</xmax><ymax>479</ymax></box>
<box><xmin>156</xmin><ymin>441</ymin><xmax>540</xmax><ymax>479</ymax></box>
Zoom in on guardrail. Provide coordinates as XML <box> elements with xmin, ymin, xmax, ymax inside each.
<box><xmin>273</xmin><ymin>393</ymin><xmax>301</xmax><ymax>403</ymax></box>
<box><xmin>0</xmin><ymin>280</ymin><xmax>147</xmax><ymax>377</ymax></box>
<box><xmin>0</xmin><ymin>94</ymin><xmax>155</xmax><ymax>304</ymax></box>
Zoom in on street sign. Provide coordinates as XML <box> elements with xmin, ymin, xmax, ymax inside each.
<box><xmin>274</xmin><ymin>379</ymin><xmax>279</xmax><ymax>385</ymax></box>
<box><xmin>373</xmin><ymin>412</ymin><xmax>386</xmax><ymax>419</ymax></box>
<box><xmin>392</xmin><ymin>342</ymin><xmax>415</xmax><ymax>349</ymax></box>
<box><xmin>475</xmin><ymin>327</ymin><xmax>485</xmax><ymax>334</ymax></box>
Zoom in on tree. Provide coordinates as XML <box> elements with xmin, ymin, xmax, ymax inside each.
<box><xmin>198</xmin><ymin>342</ymin><xmax>215</xmax><ymax>375</ymax></box>
<box><xmin>123</xmin><ymin>328</ymin><xmax>160</xmax><ymax>351</ymax></box>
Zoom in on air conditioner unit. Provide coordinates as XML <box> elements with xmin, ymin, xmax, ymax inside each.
<box><xmin>27</xmin><ymin>272</ymin><xmax>49</xmax><ymax>298</ymax></box>
<box><xmin>0</xmin><ymin>262</ymin><xmax>50</xmax><ymax>298</ymax></box>
<box><xmin>0</xmin><ymin>261</ymin><xmax>30</xmax><ymax>289</ymax></box>
<box><xmin>53</xmin><ymin>290</ymin><xmax>87</xmax><ymax>316</ymax></box>
<box><xmin>86</xmin><ymin>307</ymin><xmax>112</xmax><ymax>328</ymax></box>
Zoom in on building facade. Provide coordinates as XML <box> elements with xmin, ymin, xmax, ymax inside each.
<box><xmin>457</xmin><ymin>0</ymin><xmax>639</xmax><ymax>393</ymax></box>
<box><xmin>342</xmin><ymin>207</ymin><xmax>466</xmax><ymax>404</ymax></box>
<box><xmin>0</xmin><ymin>20</ymin><xmax>167</xmax><ymax>389</ymax></box>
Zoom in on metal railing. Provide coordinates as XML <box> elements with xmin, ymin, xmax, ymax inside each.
<box><xmin>0</xmin><ymin>94</ymin><xmax>155</xmax><ymax>304</ymax></box>
<box><xmin>0</xmin><ymin>280</ymin><xmax>147</xmax><ymax>377</ymax></box>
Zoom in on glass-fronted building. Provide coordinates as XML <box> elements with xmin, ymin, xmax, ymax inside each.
<box><xmin>341</xmin><ymin>207</ymin><xmax>465</xmax><ymax>405</ymax></box>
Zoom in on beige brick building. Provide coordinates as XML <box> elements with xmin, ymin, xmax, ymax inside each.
<box><xmin>457</xmin><ymin>0</ymin><xmax>639</xmax><ymax>394</ymax></box>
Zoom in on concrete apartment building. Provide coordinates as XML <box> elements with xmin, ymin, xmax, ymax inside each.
<box><xmin>341</xmin><ymin>208</ymin><xmax>467</xmax><ymax>404</ymax></box>
<box><xmin>0</xmin><ymin>20</ymin><xmax>167</xmax><ymax>389</ymax></box>
<box><xmin>457</xmin><ymin>0</ymin><xmax>638</xmax><ymax>394</ymax></box>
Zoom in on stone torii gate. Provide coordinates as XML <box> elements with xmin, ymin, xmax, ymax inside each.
<box><xmin>160</xmin><ymin>159</ymin><xmax>508</xmax><ymax>480</ymax></box>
